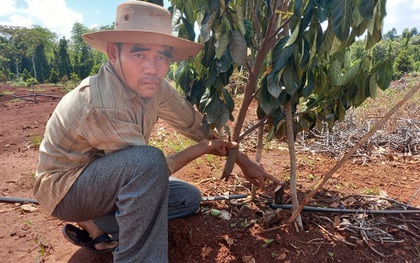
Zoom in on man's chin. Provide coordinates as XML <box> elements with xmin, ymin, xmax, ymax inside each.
<box><xmin>140</xmin><ymin>95</ymin><xmax>156</xmax><ymax>99</ymax></box>
<box><xmin>134</xmin><ymin>85</ymin><xmax>160</xmax><ymax>98</ymax></box>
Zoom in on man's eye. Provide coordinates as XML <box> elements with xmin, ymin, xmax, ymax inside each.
<box><xmin>135</xmin><ymin>54</ymin><xmax>144</xmax><ymax>58</ymax></box>
<box><xmin>158</xmin><ymin>56</ymin><xmax>169</xmax><ymax>62</ymax></box>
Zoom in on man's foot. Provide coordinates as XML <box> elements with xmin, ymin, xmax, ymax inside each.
<box><xmin>77</xmin><ymin>220</ymin><xmax>118</xmax><ymax>251</ymax></box>
<box><xmin>62</xmin><ymin>224</ymin><xmax>118</xmax><ymax>254</ymax></box>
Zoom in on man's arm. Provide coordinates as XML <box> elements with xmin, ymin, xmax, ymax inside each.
<box><xmin>167</xmin><ymin>139</ymin><xmax>237</xmax><ymax>174</ymax></box>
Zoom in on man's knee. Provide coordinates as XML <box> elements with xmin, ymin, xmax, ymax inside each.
<box><xmin>123</xmin><ymin>145</ymin><xmax>166</xmax><ymax>168</ymax></box>
<box><xmin>168</xmin><ymin>179</ymin><xmax>201</xmax><ymax>219</ymax></box>
<box><xmin>132</xmin><ymin>145</ymin><xmax>165</xmax><ymax>161</ymax></box>
<box><xmin>116</xmin><ymin>146</ymin><xmax>168</xmax><ymax>183</ymax></box>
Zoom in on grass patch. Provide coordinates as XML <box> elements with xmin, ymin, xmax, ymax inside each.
<box><xmin>0</xmin><ymin>90</ymin><xmax>14</xmax><ymax>96</ymax></box>
<box><xmin>361</xmin><ymin>186</ymin><xmax>380</xmax><ymax>195</ymax></box>
<box><xmin>149</xmin><ymin>131</ymin><xmax>194</xmax><ymax>154</ymax></box>
<box><xmin>27</xmin><ymin>87</ymin><xmax>45</xmax><ymax>93</ymax></box>
<box><xmin>30</xmin><ymin>135</ymin><xmax>43</xmax><ymax>148</ymax></box>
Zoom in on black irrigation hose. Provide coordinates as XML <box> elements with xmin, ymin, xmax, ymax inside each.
<box><xmin>0</xmin><ymin>197</ymin><xmax>38</xmax><ymax>204</ymax></box>
<box><xmin>202</xmin><ymin>194</ymin><xmax>248</xmax><ymax>201</ymax></box>
<box><xmin>0</xmin><ymin>195</ymin><xmax>249</xmax><ymax>204</ymax></box>
<box><xmin>269</xmin><ymin>204</ymin><xmax>420</xmax><ymax>214</ymax></box>
<box><xmin>2</xmin><ymin>196</ymin><xmax>419</xmax><ymax>215</ymax></box>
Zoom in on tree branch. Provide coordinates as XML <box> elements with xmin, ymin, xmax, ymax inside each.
<box><xmin>221</xmin><ymin>0</ymin><xmax>283</xmax><ymax>180</ymax></box>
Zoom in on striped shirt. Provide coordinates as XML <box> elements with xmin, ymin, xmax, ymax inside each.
<box><xmin>34</xmin><ymin>62</ymin><xmax>205</xmax><ymax>215</ymax></box>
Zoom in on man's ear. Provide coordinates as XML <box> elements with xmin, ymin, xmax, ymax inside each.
<box><xmin>106</xmin><ymin>43</ymin><xmax>119</xmax><ymax>63</ymax></box>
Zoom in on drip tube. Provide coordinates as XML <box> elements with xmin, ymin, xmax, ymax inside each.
<box><xmin>269</xmin><ymin>204</ymin><xmax>420</xmax><ymax>214</ymax></box>
<box><xmin>0</xmin><ymin>197</ymin><xmax>38</xmax><ymax>204</ymax></box>
<box><xmin>202</xmin><ymin>194</ymin><xmax>247</xmax><ymax>201</ymax></box>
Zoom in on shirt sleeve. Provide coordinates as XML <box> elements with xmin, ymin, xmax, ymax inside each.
<box><xmin>157</xmin><ymin>80</ymin><xmax>208</xmax><ymax>142</ymax></box>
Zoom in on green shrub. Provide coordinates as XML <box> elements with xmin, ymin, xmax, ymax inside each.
<box><xmin>26</xmin><ymin>77</ymin><xmax>38</xmax><ymax>87</ymax></box>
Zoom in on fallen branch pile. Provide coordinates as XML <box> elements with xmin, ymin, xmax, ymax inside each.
<box><xmin>296</xmin><ymin>88</ymin><xmax>420</xmax><ymax>160</ymax></box>
<box><xmin>314</xmin><ymin>194</ymin><xmax>420</xmax><ymax>258</ymax></box>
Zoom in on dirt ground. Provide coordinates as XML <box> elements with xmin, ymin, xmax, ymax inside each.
<box><xmin>0</xmin><ymin>83</ymin><xmax>419</xmax><ymax>263</ymax></box>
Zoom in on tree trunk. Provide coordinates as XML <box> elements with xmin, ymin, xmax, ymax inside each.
<box><xmin>250</xmin><ymin>124</ymin><xmax>265</xmax><ymax>200</ymax></box>
<box><xmin>285</xmin><ymin>101</ymin><xmax>303</xmax><ymax>228</ymax></box>
<box><xmin>32</xmin><ymin>53</ymin><xmax>37</xmax><ymax>80</ymax></box>
<box><xmin>15</xmin><ymin>58</ymin><xmax>20</xmax><ymax>79</ymax></box>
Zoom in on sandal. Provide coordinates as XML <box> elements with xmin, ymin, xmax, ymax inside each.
<box><xmin>62</xmin><ymin>224</ymin><xmax>115</xmax><ymax>254</ymax></box>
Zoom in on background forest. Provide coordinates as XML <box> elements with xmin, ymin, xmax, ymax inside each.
<box><xmin>0</xmin><ymin>22</ymin><xmax>419</xmax><ymax>88</ymax></box>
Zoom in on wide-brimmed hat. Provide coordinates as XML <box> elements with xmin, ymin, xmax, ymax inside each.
<box><xmin>82</xmin><ymin>1</ymin><xmax>203</xmax><ymax>62</ymax></box>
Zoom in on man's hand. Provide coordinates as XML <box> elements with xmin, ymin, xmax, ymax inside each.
<box><xmin>199</xmin><ymin>139</ymin><xmax>237</xmax><ymax>157</ymax></box>
<box><xmin>236</xmin><ymin>152</ymin><xmax>283</xmax><ymax>189</ymax></box>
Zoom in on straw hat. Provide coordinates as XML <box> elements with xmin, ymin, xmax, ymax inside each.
<box><xmin>82</xmin><ymin>1</ymin><xmax>203</xmax><ymax>62</ymax></box>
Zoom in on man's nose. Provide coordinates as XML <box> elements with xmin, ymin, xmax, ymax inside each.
<box><xmin>143</xmin><ymin>58</ymin><xmax>160</xmax><ymax>74</ymax></box>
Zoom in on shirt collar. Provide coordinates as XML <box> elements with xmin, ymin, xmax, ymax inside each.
<box><xmin>105</xmin><ymin>61</ymin><xmax>138</xmax><ymax>101</ymax></box>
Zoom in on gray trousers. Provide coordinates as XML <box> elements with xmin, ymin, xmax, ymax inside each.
<box><xmin>52</xmin><ymin>146</ymin><xmax>202</xmax><ymax>263</ymax></box>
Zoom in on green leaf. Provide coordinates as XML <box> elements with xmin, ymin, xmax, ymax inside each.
<box><xmin>267</xmin><ymin>72</ymin><xmax>283</xmax><ymax>99</ymax></box>
<box><xmin>201</xmin><ymin>38</ymin><xmax>216</xmax><ymax>66</ymax></box>
<box><xmin>215</xmin><ymin>51</ymin><xmax>233</xmax><ymax>73</ymax></box>
<box><xmin>285</xmin><ymin>21</ymin><xmax>300</xmax><ymax>48</ymax></box>
<box><xmin>203</xmin><ymin>96</ymin><xmax>230</xmax><ymax>132</ymax></box>
<box><xmin>189</xmin><ymin>79</ymin><xmax>206</xmax><ymax>106</ymax></box>
<box><xmin>314</xmin><ymin>0</ymin><xmax>334</xmax><ymax>23</ymax></box>
<box><xmin>358</xmin><ymin>0</ymin><xmax>375</xmax><ymax>20</ymax></box>
<box><xmin>343</xmin><ymin>49</ymin><xmax>351</xmax><ymax>70</ymax></box>
<box><xmin>299</xmin><ymin>38</ymin><xmax>310</xmax><ymax>67</ymax></box>
<box><xmin>366</xmin><ymin>14</ymin><xmax>375</xmax><ymax>35</ymax></box>
<box><xmin>215</xmin><ymin>31</ymin><xmax>230</xmax><ymax>59</ymax></box>
<box><xmin>336</xmin><ymin>62</ymin><xmax>360</xmax><ymax>86</ymax></box>
<box><xmin>230</xmin><ymin>5</ymin><xmax>246</xmax><ymax>36</ymax></box>
<box><xmin>303</xmin><ymin>71</ymin><xmax>315</xmax><ymax>97</ymax></box>
<box><xmin>221</xmin><ymin>87</ymin><xmax>235</xmax><ymax>113</ymax></box>
<box><xmin>365</xmin><ymin>27</ymin><xmax>382</xmax><ymax>50</ymax></box>
<box><xmin>183</xmin><ymin>1</ymin><xmax>195</xmax><ymax>23</ymax></box>
<box><xmin>178</xmin><ymin>18</ymin><xmax>196</xmax><ymax>41</ymax></box>
<box><xmin>258</xmin><ymin>76</ymin><xmax>274</xmax><ymax>115</ymax></box>
<box><xmin>375</xmin><ymin>0</ymin><xmax>387</xmax><ymax>31</ymax></box>
<box><xmin>293</xmin><ymin>0</ymin><xmax>303</xmax><ymax>18</ymax></box>
<box><xmin>347</xmin><ymin>84</ymin><xmax>358</xmax><ymax>100</ymax></box>
<box><xmin>336</xmin><ymin>99</ymin><xmax>346</xmax><ymax>122</ymax></box>
<box><xmin>376</xmin><ymin>58</ymin><xmax>393</xmax><ymax>91</ymax></box>
<box><xmin>258</xmin><ymin>76</ymin><xmax>282</xmax><ymax>115</ymax></box>
<box><xmin>351</xmin><ymin>19</ymin><xmax>368</xmax><ymax>38</ymax></box>
<box><xmin>369</xmin><ymin>72</ymin><xmax>378</xmax><ymax>99</ymax></box>
<box><xmin>200</xmin><ymin>10</ymin><xmax>218</xmax><ymax>42</ymax></box>
<box><xmin>229</xmin><ymin>30</ymin><xmax>247</xmax><ymax>65</ymax></box>
<box><xmin>332</xmin><ymin>0</ymin><xmax>354</xmax><ymax>42</ymax></box>
<box><xmin>272</xmin><ymin>37</ymin><xmax>295</xmax><ymax>72</ymax></box>
<box><xmin>204</xmin><ymin>63</ymin><xmax>217</xmax><ymax>87</ymax></box>
<box><xmin>171</xmin><ymin>8</ymin><xmax>182</xmax><ymax>29</ymax></box>
<box><xmin>328</xmin><ymin>59</ymin><xmax>341</xmax><ymax>86</ymax></box>
<box><xmin>320</xmin><ymin>24</ymin><xmax>335</xmax><ymax>55</ymax></box>
<box><xmin>282</xmin><ymin>61</ymin><xmax>300</xmax><ymax>96</ymax></box>
<box><xmin>308</xmin><ymin>23</ymin><xmax>323</xmax><ymax>65</ymax></box>
<box><xmin>352</xmin><ymin>4</ymin><xmax>364</xmax><ymax>27</ymax></box>
<box><xmin>330</xmin><ymin>36</ymin><xmax>343</xmax><ymax>55</ymax></box>
<box><xmin>243</xmin><ymin>19</ymin><xmax>255</xmax><ymax>48</ymax></box>
<box><xmin>174</xmin><ymin>61</ymin><xmax>193</xmax><ymax>95</ymax></box>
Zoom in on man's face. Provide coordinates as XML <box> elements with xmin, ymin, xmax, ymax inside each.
<box><xmin>109</xmin><ymin>43</ymin><xmax>172</xmax><ymax>98</ymax></box>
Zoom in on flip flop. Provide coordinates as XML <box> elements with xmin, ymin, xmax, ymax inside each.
<box><xmin>62</xmin><ymin>224</ymin><xmax>115</xmax><ymax>254</ymax></box>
